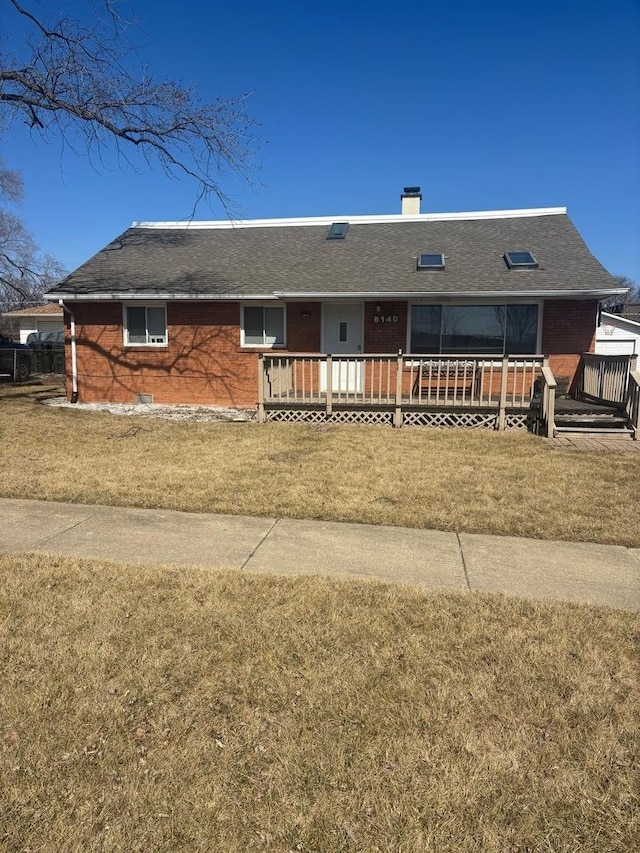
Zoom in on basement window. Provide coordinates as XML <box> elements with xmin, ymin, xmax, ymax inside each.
<box><xmin>417</xmin><ymin>253</ymin><xmax>445</xmax><ymax>270</ymax></box>
<box><xmin>504</xmin><ymin>251</ymin><xmax>538</xmax><ymax>269</ymax></box>
<box><xmin>124</xmin><ymin>304</ymin><xmax>167</xmax><ymax>346</ymax></box>
<box><xmin>242</xmin><ymin>305</ymin><xmax>286</xmax><ymax>347</ymax></box>
<box><xmin>327</xmin><ymin>222</ymin><xmax>349</xmax><ymax>240</ymax></box>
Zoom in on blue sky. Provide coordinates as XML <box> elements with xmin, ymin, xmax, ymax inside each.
<box><xmin>3</xmin><ymin>0</ymin><xmax>640</xmax><ymax>282</ymax></box>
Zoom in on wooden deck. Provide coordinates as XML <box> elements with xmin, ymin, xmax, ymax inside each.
<box><xmin>257</xmin><ymin>351</ymin><xmax>640</xmax><ymax>438</ymax></box>
<box><xmin>258</xmin><ymin>353</ymin><xmax>557</xmax><ymax>433</ymax></box>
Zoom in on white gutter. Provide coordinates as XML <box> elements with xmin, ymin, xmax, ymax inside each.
<box><xmin>58</xmin><ymin>300</ymin><xmax>78</xmax><ymax>403</ymax></box>
<box><xmin>45</xmin><ymin>292</ymin><xmax>281</xmax><ymax>302</ymax></box>
<box><xmin>272</xmin><ymin>289</ymin><xmax>629</xmax><ymax>300</ymax></box>
<box><xmin>46</xmin><ymin>288</ymin><xmax>628</xmax><ymax>302</ymax></box>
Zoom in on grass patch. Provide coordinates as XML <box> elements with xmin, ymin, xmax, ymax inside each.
<box><xmin>1</xmin><ymin>382</ymin><xmax>639</xmax><ymax>545</ymax></box>
<box><xmin>1</xmin><ymin>553</ymin><xmax>638</xmax><ymax>852</ymax></box>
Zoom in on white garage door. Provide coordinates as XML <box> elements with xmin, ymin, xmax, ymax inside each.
<box><xmin>37</xmin><ymin>319</ymin><xmax>63</xmax><ymax>334</ymax></box>
<box><xmin>595</xmin><ymin>338</ymin><xmax>637</xmax><ymax>355</ymax></box>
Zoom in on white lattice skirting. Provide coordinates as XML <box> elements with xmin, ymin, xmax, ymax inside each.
<box><xmin>265</xmin><ymin>408</ymin><xmax>394</xmax><ymax>426</ymax></box>
<box><xmin>265</xmin><ymin>407</ymin><xmax>538</xmax><ymax>431</ymax></box>
<box><xmin>402</xmin><ymin>410</ymin><xmax>498</xmax><ymax>429</ymax></box>
<box><xmin>504</xmin><ymin>413</ymin><xmax>534</xmax><ymax>431</ymax></box>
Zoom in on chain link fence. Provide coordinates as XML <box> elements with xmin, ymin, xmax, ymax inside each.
<box><xmin>1</xmin><ymin>334</ymin><xmax>65</xmax><ymax>382</ymax></box>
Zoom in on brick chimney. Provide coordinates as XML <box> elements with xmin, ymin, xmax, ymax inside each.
<box><xmin>401</xmin><ymin>186</ymin><xmax>422</xmax><ymax>215</ymax></box>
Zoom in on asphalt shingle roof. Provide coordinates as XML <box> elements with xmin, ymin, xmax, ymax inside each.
<box><xmin>46</xmin><ymin>212</ymin><xmax>618</xmax><ymax>299</ymax></box>
<box><xmin>2</xmin><ymin>304</ymin><xmax>63</xmax><ymax>317</ymax></box>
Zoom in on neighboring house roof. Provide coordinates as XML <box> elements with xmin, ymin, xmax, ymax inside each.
<box><xmin>2</xmin><ymin>304</ymin><xmax>64</xmax><ymax>317</ymax></box>
<box><xmin>45</xmin><ymin>207</ymin><xmax>623</xmax><ymax>302</ymax></box>
<box><xmin>600</xmin><ymin>311</ymin><xmax>640</xmax><ymax>331</ymax></box>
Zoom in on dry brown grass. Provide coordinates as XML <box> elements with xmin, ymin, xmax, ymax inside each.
<box><xmin>1</xmin><ymin>553</ymin><xmax>638</xmax><ymax>852</ymax></box>
<box><xmin>1</xmin><ymin>381</ymin><xmax>639</xmax><ymax>545</ymax></box>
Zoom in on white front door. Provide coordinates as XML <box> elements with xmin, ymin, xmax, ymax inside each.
<box><xmin>321</xmin><ymin>303</ymin><xmax>364</xmax><ymax>392</ymax></box>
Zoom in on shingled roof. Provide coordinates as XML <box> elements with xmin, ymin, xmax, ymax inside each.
<box><xmin>2</xmin><ymin>304</ymin><xmax>63</xmax><ymax>317</ymax></box>
<box><xmin>45</xmin><ymin>208</ymin><xmax>622</xmax><ymax>301</ymax></box>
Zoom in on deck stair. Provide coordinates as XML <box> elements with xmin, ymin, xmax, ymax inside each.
<box><xmin>552</xmin><ymin>398</ymin><xmax>635</xmax><ymax>438</ymax></box>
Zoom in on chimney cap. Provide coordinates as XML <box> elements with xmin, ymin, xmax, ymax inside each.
<box><xmin>402</xmin><ymin>186</ymin><xmax>421</xmax><ymax>196</ymax></box>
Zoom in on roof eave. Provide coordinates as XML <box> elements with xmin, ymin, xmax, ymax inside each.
<box><xmin>272</xmin><ymin>288</ymin><xmax>628</xmax><ymax>300</ymax></box>
<box><xmin>46</xmin><ymin>288</ymin><xmax>626</xmax><ymax>302</ymax></box>
<box><xmin>45</xmin><ymin>292</ymin><xmax>281</xmax><ymax>302</ymax></box>
<box><xmin>2</xmin><ymin>309</ymin><xmax>63</xmax><ymax>317</ymax></box>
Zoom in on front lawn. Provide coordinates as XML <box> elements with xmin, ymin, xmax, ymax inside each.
<box><xmin>1</xmin><ymin>553</ymin><xmax>637</xmax><ymax>852</ymax></box>
<box><xmin>1</xmin><ymin>382</ymin><xmax>639</xmax><ymax>545</ymax></box>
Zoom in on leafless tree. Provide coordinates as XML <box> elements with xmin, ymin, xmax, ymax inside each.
<box><xmin>0</xmin><ymin>0</ymin><xmax>258</xmax><ymax>212</ymax></box>
<box><xmin>0</xmin><ymin>159</ymin><xmax>66</xmax><ymax>309</ymax></box>
<box><xmin>601</xmin><ymin>276</ymin><xmax>640</xmax><ymax>314</ymax></box>
<box><xmin>0</xmin><ymin>0</ymin><xmax>258</xmax><ymax>305</ymax></box>
<box><xmin>614</xmin><ymin>276</ymin><xmax>640</xmax><ymax>303</ymax></box>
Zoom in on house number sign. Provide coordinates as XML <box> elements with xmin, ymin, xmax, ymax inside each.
<box><xmin>373</xmin><ymin>314</ymin><xmax>399</xmax><ymax>324</ymax></box>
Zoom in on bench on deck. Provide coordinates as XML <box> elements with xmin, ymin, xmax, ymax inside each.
<box><xmin>411</xmin><ymin>359</ymin><xmax>481</xmax><ymax>399</ymax></box>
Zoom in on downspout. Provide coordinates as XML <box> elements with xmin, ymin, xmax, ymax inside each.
<box><xmin>58</xmin><ymin>300</ymin><xmax>78</xmax><ymax>403</ymax></box>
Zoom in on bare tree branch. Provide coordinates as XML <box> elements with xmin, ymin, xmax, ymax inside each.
<box><xmin>0</xmin><ymin>159</ymin><xmax>66</xmax><ymax>308</ymax></box>
<box><xmin>1</xmin><ymin>0</ymin><xmax>260</xmax><ymax>212</ymax></box>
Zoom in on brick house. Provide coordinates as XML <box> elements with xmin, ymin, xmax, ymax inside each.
<box><xmin>44</xmin><ymin>190</ymin><xmax>624</xmax><ymax>414</ymax></box>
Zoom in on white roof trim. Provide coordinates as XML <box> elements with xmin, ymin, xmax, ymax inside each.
<box><xmin>600</xmin><ymin>310</ymin><xmax>640</xmax><ymax>330</ymax></box>
<box><xmin>47</xmin><ymin>292</ymin><xmax>281</xmax><ymax>302</ymax></box>
<box><xmin>274</xmin><ymin>289</ymin><xmax>626</xmax><ymax>299</ymax></box>
<box><xmin>47</xmin><ymin>287</ymin><xmax>626</xmax><ymax>303</ymax></box>
<box><xmin>130</xmin><ymin>207</ymin><xmax>568</xmax><ymax>230</ymax></box>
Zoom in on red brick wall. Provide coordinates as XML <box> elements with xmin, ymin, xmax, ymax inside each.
<box><xmin>364</xmin><ymin>301</ymin><xmax>408</xmax><ymax>353</ymax></box>
<box><xmin>69</xmin><ymin>302</ymin><xmax>248</xmax><ymax>405</ymax></box>
<box><xmin>286</xmin><ymin>302</ymin><xmax>321</xmax><ymax>351</ymax></box>
<box><xmin>66</xmin><ymin>297</ymin><xmax>598</xmax><ymax>405</ymax></box>
<box><xmin>68</xmin><ymin>301</ymin><xmax>321</xmax><ymax>406</ymax></box>
<box><xmin>541</xmin><ymin>299</ymin><xmax>598</xmax><ymax>390</ymax></box>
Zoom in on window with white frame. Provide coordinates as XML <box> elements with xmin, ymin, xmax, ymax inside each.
<box><xmin>124</xmin><ymin>305</ymin><xmax>167</xmax><ymax>345</ymax></box>
<box><xmin>241</xmin><ymin>305</ymin><xmax>285</xmax><ymax>347</ymax></box>
<box><xmin>410</xmin><ymin>304</ymin><xmax>539</xmax><ymax>355</ymax></box>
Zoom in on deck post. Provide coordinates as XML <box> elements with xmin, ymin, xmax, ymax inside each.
<box><xmin>628</xmin><ymin>355</ymin><xmax>638</xmax><ymax>440</ymax></box>
<box><xmin>326</xmin><ymin>354</ymin><xmax>333</xmax><ymax>415</ymax></box>
<box><xmin>498</xmin><ymin>355</ymin><xmax>509</xmax><ymax>430</ymax></box>
<box><xmin>546</xmin><ymin>383</ymin><xmax>556</xmax><ymax>439</ymax></box>
<box><xmin>542</xmin><ymin>355</ymin><xmax>557</xmax><ymax>438</ymax></box>
<box><xmin>257</xmin><ymin>353</ymin><xmax>266</xmax><ymax>423</ymax></box>
<box><xmin>394</xmin><ymin>350</ymin><xmax>404</xmax><ymax>427</ymax></box>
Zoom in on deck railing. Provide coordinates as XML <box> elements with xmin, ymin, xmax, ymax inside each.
<box><xmin>578</xmin><ymin>353</ymin><xmax>632</xmax><ymax>405</ymax></box>
<box><xmin>539</xmin><ymin>356</ymin><xmax>557</xmax><ymax>438</ymax></box>
<box><xmin>625</xmin><ymin>355</ymin><xmax>639</xmax><ymax>439</ymax></box>
<box><xmin>258</xmin><ymin>352</ymin><xmax>547</xmax><ymax>428</ymax></box>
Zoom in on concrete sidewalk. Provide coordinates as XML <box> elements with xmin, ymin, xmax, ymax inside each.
<box><xmin>0</xmin><ymin>498</ymin><xmax>638</xmax><ymax>611</ymax></box>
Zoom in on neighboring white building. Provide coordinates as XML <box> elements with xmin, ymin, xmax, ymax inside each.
<box><xmin>595</xmin><ymin>311</ymin><xmax>640</xmax><ymax>357</ymax></box>
<box><xmin>1</xmin><ymin>304</ymin><xmax>64</xmax><ymax>343</ymax></box>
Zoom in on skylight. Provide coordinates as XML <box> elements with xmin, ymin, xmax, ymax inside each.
<box><xmin>327</xmin><ymin>222</ymin><xmax>349</xmax><ymax>240</ymax></box>
<box><xmin>504</xmin><ymin>251</ymin><xmax>538</xmax><ymax>269</ymax></box>
<box><xmin>417</xmin><ymin>253</ymin><xmax>445</xmax><ymax>270</ymax></box>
